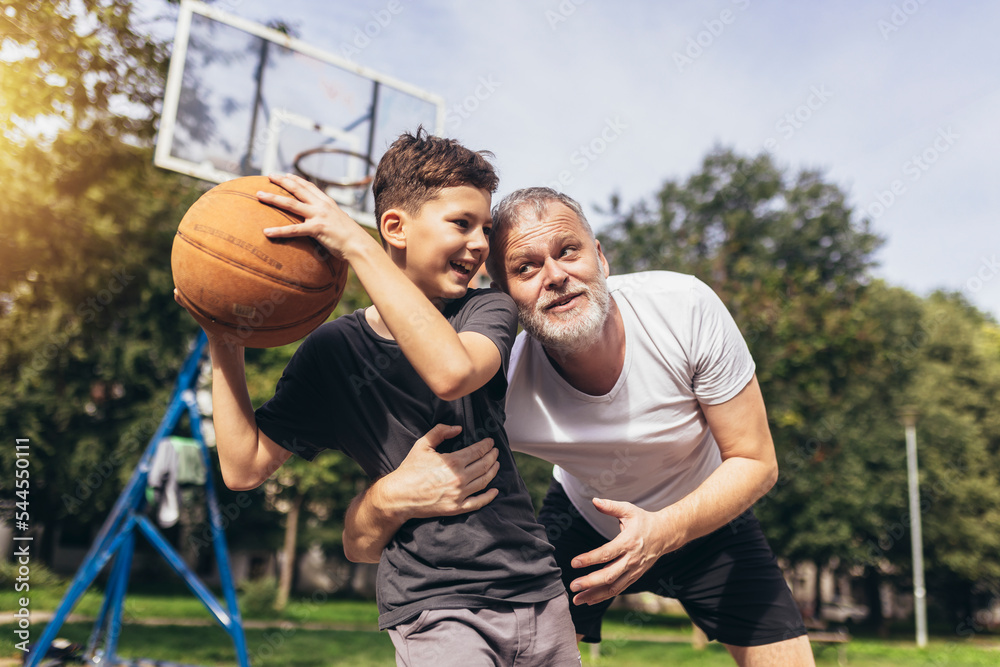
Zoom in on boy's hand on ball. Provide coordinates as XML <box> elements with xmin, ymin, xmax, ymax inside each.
<box><xmin>258</xmin><ymin>173</ymin><xmax>369</xmax><ymax>261</ymax></box>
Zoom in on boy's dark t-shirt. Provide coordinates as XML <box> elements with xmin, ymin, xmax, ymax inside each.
<box><xmin>254</xmin><ymin>288</ymin><xmax>564</xmax><ymax>629</ymax></box>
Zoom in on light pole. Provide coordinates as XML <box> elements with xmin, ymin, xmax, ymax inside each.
<box><xmin>899</xmin><ymin>406</ymin><xmax>927</xmax><ymax>648</ymax></box>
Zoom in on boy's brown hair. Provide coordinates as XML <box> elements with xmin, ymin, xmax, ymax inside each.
<box><xmin>372</xmin><ymin>127</ymin><xmax>499</xmax><ymax>243</ymax></box>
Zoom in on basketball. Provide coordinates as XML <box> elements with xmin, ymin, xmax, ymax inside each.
<box><xmin>171</xmin><ymin>176</ymin><xmax>349</xmax><ymax>348</ymax></box>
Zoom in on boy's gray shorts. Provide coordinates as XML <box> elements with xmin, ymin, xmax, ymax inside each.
<box><xmin>387</xmin><ymin>594</ymin><xmax>581</xmax><ymax>667</ymax></box>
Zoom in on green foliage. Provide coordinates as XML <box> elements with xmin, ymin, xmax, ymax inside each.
<box><xmin>902</xmin><ymin>294</ymin><xmax>1000</xmax><ymax>588</ymax></box>
<box><xmin>599</xmin><ymin>148</ymin><xmax>881</xmax><ymax>297</ymax></box>
<box><xmin>0</xmin><ymin>0</ymin><xmax>372</xmax><ymax>570</ymax></box>
<box><xmin>0</xmin><ymin>0</ymin><xmax>166</xmax><ymax>144</ymax></box>
<box><xmin>0</xmin><ymin>558</ymin><xmax>63</xmax><ymax>589</ymax></box>
<box><xmin>0</xmin><ymin>1</ymin><xmax>207</xmax><ymax>551</ymax></box>
<box><xmin>238</xmin><ymin>575</ymin><xmax>279</xmax><ymax>616</ymax></box>
<box><xmin>514</xmin><ymin>451</ymin><xmax>556</xmax><ymax>513</ymax></box>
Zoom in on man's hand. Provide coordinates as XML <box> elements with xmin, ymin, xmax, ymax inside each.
<box><xmin>376</xmin><ymin>424</ymin><xmax>500</xmax><ymax>521</ymax></box>
<box><xmin>568</xmin><ymin>498</ymin><xmax>676</xmax><ymax>606</ymax></box>
<box><xmin>343</xmin><ymin>424</ymin><xmax>500</xmax><ymax>563</ymax></box>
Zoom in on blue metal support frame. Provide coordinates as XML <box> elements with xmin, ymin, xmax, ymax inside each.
<box><xmin>26</xmin><ymin>332</ymin><xmax>250</xmax><ymax>667</ymax></box>
<box><xmin>88</xmin><ymin>527</ymin><xmax>136</xmax><ymax>660</ymax></box>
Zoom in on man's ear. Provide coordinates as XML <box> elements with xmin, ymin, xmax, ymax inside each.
<box><xmin>595</xmin><ymin>239</ymin><xmax>611</xmax><ymax>278</ymax></box>
<box><xmin>381</xmin><ymin>210</ymin><xmax>407</xmax><ymax>250</ymax></box>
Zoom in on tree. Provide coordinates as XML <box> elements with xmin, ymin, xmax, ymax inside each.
<box><xmin>0</xmin><ymin>0</ymin><xmax>323</xmax><ymax>569</ymax></box>
<box><xmin>0</xmin><ymin>0</ymin><xmax>205</xmax><ymax>563</ymax></box>
<box><xmin>0</xmin><ymin>2</ymin><xmax>388</xmax><ymax>607</ymax></box>
<box><xmin>898</xmin><ymin>293</ymin><xmax>1000</xmax><ymax>623</ymax></box>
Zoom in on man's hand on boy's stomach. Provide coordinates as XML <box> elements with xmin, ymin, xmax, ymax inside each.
<box><xmin>377</xmin><ymin>424</ymin><xmax>500</xmax><ymax>522</ymax></box>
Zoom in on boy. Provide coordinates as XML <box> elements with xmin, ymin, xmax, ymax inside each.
<box><xmin>184</xmin><ymin>131</ymin><xmax>579</xmax><ymax>666</ymax></box>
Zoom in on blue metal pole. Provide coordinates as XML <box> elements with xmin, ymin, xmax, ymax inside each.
<box><xmin>26</xmin><ymin>331</ymin><xmax>247</xmax><ymax>667</ymax></box>
<box><xmin>84</xmin><ymin>334</ymin><xmax>205</xmax><ymax>555</ymax></box>
<box><xmin>85</xmin><ymin>547</ymin><xmax>122</xmax><ymax>658</ymax></box>
<box><xmin>103</xmin><ymin>526</ymin><xmax>137</xmax><ymax>662</ymax></box>
<box><xmin>25</xmin><ymin>516</ymin><xmax>138</xmax><ymax>667</ymax></box>
<box><xmin>184</xmin><ymin>388</ymin><xmax>251</xmax><ymax>667</ymax></box>
<box><xmin>84</xmin><ymin>526</ymin><xmax>135</xmax><ymax>661</ymax></box>
<box><xmin>134</xmin><ymin>515</ymin><xmax>234</xmax><ymax>628</ymax></box>
<box><xmin>25</xmin><ymin>402</ymin><xmax>182</xmax><ymax>665</ymax></box>
<box><xmin>25</xmin><ymin>334</ymin><xmax>207</xmax><ymax>666</ymax></box>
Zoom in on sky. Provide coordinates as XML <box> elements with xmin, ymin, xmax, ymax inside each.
<box><xmin>140</xmin><ymin>0</ymin><xmax>1000</xmax><ymax>317</ymax></box>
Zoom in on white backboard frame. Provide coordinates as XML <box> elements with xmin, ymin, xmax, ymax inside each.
<box><xmin>155</xmin><ymin>0</ymin><xmax>446</xmax><ymax>228</ymax></box>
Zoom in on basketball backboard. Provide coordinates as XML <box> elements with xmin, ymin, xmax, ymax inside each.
<box><xmin>155</xmin><ymin>0</ymin><xmax>445</xmax><ymax>227</ymax></box>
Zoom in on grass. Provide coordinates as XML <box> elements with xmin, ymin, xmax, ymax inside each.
<box><xmin>581</xmin><ymin>638</ymin><xmax>1000</xmax><ymax>666</ymax></box>
<box><xmin>0</xmin><ymin>622</ymin><xmax>396</xmax><ymax>666</ymax></box>
<box><xmin>600</xmin><ymin>607</ymin><xmax>694</xmax><ymax>640</ymax></box>
<box><xmin>0</xmin><ymin>587</ymin><xmax>381</xmax><ymax>627</ymax></box>
<box><xmin>4</xmin><ymin>622</ymin><xmax>999</xmax><ymax>666</ymax></box>
<box><xmin>4</xmin><ymin>585</ymin><xmax>999</xmax><ymax>665</ymax></box>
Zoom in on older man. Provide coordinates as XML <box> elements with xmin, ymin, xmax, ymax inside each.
<box><xmin>345</xmin><ymin>188</ymin><xmax>814</xmax><ymax>666</ymax></box>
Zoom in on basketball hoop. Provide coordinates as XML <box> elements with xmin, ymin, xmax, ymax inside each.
<box><xmin>293</xmin><ymin>146</ymin><xmax>377</xmax><ymax>190</ymax></box>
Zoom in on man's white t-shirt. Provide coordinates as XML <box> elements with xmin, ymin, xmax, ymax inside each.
<box><xmin>505</xmin><ymin>271</ymin><xmax>756</xmax><ymax>540</ymax></box>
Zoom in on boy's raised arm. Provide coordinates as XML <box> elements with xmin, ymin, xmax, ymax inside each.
<box><xmin>257</xmin><ymin>174</ymin><xmax>500</xmax><ymax>401</ymax></box>
<box><xmin>206</xmin><ymin>336</ymin><xmax>292</xmax><ymax>490</ymax></box>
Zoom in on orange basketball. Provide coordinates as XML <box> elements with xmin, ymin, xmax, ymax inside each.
<box><xmin>171</xmin><ymin>176</ymin><xmax>348</xmax><ymax>348</ymax></box>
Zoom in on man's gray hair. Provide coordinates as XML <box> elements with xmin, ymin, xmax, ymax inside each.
<box><xmin>487</xmin><ymin>187</ymin><xmax>595</xmax><ymax>286</ymax></box>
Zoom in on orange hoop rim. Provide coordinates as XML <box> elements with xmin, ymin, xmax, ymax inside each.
<box><xmin>293</xmin><ymin>146</ymin><xmax>376</xmax><ymax>189</ymax></box>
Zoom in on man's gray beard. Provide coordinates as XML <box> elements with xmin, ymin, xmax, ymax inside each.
<box><xmin>519</xmin><ymin>276</ymin><xmax>612</xmax><ymax>357</ymax></box>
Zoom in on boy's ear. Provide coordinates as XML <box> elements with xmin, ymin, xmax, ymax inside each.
<box><xmin>380</xmin><ymin>210</ymin><xmax>407</xmax><ymax>250</ymax></box>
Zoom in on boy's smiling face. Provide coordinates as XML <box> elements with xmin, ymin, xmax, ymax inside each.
<box><xmin>387</xmin><ymin>185</ymin><xmax>493</xmax><ymax>308</ymax></box>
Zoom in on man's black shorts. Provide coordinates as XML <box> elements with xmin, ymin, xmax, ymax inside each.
<box><xmin>537</xmin><ymin>479</ymin><xmax>807</xmax><ymax>646</ymax></box>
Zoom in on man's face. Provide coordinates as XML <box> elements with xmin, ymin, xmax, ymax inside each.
<box><xmin>499</xmin><ymin>203</ymin><xmax>612</xmax><ymax>353</ymax></box>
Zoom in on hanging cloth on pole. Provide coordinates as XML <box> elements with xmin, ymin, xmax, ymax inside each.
<box><xmin>148</xmin><ymin>438</ymin><xmax>180</xmax><ymax>528</ymax></box>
